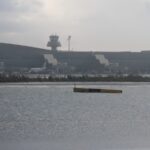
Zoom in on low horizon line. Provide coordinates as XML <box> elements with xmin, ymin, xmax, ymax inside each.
<box><xmin>0</xmin><ymin>42</ymin><xmax>150</xmax><ymax>53</ymax></box>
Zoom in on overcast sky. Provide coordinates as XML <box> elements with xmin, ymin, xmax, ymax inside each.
<box><xmin>0</xmin><ymin>0</ymin><xmax>150</xmax><ymax>51</ymax></box>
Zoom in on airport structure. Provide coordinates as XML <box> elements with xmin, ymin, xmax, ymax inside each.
<box><xmin>0</xmin><ymin>35</ymin><xmax>150</xmax><ymax>76</ymax></box>
<box><xmin>47</xmin><ymin>35</ymin><xmax>61</xmax><ymax>51</ymax></box>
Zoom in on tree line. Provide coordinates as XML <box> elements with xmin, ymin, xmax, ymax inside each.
<box><xmin>0</xmin><ymin>74</ymin><xmax>150</xmax><ymax>82</ymax></box>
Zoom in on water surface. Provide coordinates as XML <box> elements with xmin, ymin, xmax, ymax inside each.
<box><xmin>0</xmin><ymin>82</ymin><xmax>150</xmax><ymax>150</ymax></box>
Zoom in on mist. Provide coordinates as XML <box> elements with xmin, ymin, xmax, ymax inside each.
<box><xmin>0</xmin><ymin>0</ymin><xmax>150</xmax><ymax>51</ymax></box>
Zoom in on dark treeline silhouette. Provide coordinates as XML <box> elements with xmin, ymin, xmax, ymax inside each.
<box><xmin>0</xmin><ymin>74</ymin><xmax>150</xmax><ymax>82</ymax></box>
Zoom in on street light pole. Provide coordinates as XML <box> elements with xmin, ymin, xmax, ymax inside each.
<box><xmin>68</xmin><ymin>36</ymin><xmax>71</xmax><ymax>51</ymax></box>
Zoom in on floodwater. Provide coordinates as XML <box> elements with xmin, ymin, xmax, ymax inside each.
<box><xmin>0</xmin><ymin>82</ymin><xmax>150</xmax><ymax>150</ymax></box>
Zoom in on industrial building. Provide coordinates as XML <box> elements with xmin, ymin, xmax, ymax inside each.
<box><xmin>0</xmin><ymin>35</ymin><xmax>150</xmax><ymax>75</ymax></box>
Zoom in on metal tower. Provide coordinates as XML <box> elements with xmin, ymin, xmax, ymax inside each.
<box><xmin>47</xmin><ymin>35</ymin><xmax>61</xmax><ymax>51</ymax></box>
<box><xmin>67</xmin><ymin>35</ymin><xmax>71</xmax><ymax>51</ymax></box>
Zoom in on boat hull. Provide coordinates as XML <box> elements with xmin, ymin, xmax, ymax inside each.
<box><xmin>73</xmin><ymin>87</ymin><xmax>122</xmax><ymax>93</ymax></box>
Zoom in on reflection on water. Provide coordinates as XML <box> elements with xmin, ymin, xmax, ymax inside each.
<box><xmin>0</xmin><ymin>82</ymin><xmax>150</xmax><ymax>150</ymax></box>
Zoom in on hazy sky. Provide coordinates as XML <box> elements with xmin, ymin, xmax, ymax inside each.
<box><xmin>1</xmin><ymin>0</ymin><xmax>150</xmax><ymax>51</ymax></box>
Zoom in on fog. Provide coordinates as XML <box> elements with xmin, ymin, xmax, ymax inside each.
<box><xmin>1</xmin><ymin>0</ymin><xmax>150</xmax><ymax>51</ymax></box>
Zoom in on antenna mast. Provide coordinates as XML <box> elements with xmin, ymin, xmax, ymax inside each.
<box><xmin>68</xmin><ymin>35</ymin><xmax>71</xmax><ymax>51</ymax></box>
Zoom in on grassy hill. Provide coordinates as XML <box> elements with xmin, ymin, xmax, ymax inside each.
<box><xmin>1</xmin><ymin>43</ymin><xmax>150</xmax><ymax>74</ymax></box>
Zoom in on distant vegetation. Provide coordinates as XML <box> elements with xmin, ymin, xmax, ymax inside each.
<box><xmin>1</xmin><ymin>74</ymin><xmax>150</xmax><ymax>82</ymax></box>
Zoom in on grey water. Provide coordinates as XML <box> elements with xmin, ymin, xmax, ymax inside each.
<box><xmin>0</xmin><ymin>82</ymin><xmax>150</xmax><ymax>150</ymax></box>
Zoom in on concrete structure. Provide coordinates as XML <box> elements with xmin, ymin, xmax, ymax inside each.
<box><xmin>95</xmin><ymin>54</ymin><xmax>110</xmax><ymax>66</ymax></box>
<box><xmin>47</xmin><ymin>35</ymin><xmax>61</xmax><ymax>51</ymax></box>
<box><xmin>43</xmin><ymin>54</ymin><xmax>58</xmax><ymax>66</ymax></box>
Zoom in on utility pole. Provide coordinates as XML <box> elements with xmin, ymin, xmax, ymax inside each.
<box><xmin>68</xmin><ymin>35</ymin><xmax>71</xmax><ymax>51</ymax></box>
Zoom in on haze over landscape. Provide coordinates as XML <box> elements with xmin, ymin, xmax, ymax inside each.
<box><xmin>2</xmin><ymin>1</ymin><xmax>150</xmax><ymax>150</ymax></box>
<box><xmin>1</xmin><ymin>0</ymin><xmax>150</xmax><ymax>51</ymax></box>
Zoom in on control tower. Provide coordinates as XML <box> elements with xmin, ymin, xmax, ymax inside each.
<box><xmin>47</xmin><ymin>35</ymin><xmax>61</xmax><ymax>51</ymax></box>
